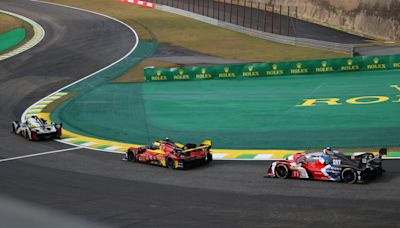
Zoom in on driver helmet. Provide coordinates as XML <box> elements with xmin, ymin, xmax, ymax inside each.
<box><xmin>323</xmin><ymin>147</ymin><xmax>332</xmax><ymax>154</ymax></box>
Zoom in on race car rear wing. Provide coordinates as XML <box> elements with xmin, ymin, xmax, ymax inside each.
<box><xmin>182</xmin><ymin>139</ymin><xmax>212</xmax><ymax>153</ymax></box>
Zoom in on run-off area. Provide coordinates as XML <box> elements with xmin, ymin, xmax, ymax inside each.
<box><xmin>52</xmin><ymin>69</ymin><xmax>400</xmax><ymax>149</ymax></box>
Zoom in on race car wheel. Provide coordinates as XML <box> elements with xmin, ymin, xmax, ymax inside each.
<box><xmin>127</xmin><ymin>150</ymin><xmax>136</xmax><ymax>162</ymax></box>
<box><xmin>275</xmin><ymin>164</ymin><xmax>290</xmax><ymax>179</ymax></box>
<box><xmin>341</xmin><ymin>168</ymin><xmax>357</xmax><ymax>184</ymax></box>
<box><xmin>22</xmin><ymin>130</ymin><xmax>28</xmax><ymax>139</ymax></box>
<box><xmin>166</xmin><ymin>157</ymin><xmax>175</xmax><ymax>169</ymax></box>
<box><xmin>11</xmin><ymin>124</ymin><xmax>16</xmax><ymax>134</ymax></box>
<box><xmin>205</xmin><ymin>153</ymin><xmax>213</xmax><ymax>163</ymax></box>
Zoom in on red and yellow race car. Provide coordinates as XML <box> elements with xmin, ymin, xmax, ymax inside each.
<box><xmin>124</xmin><ymin>138</ymin><xmax>212</xmax><ymax>169</ymax></box>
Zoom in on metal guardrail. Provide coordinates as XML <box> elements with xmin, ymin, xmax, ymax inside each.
<box><xmin>155</xmin><ymin>5</ymin><xmax>354</xmax><ymax>55</ymax></box>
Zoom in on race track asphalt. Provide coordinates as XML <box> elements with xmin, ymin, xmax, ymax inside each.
<box><xmin>0</xmin><ymin>1</ymin><xmax>400</xmax><ymax>227</ymax></box>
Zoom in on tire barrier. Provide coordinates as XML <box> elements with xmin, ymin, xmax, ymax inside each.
<box><xmin>144</xmin><ymin>54</ymin><xmax>400</xmax><ymax>82</ymax></box>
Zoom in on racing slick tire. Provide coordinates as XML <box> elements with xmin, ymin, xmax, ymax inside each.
<box><xmin>275</xmin><ymin>164</ymin><xmax>291</xmax><ymax>179</ymax></box>
<box><xmin>341</xmin><ymin>168</ymin><xmax>358</xmax><ymax>184</ymax></box>
<box><xmin>166</xmin><ymin>157</ymin><xmax>175</xmax><ymax>169</ymax></box>
<box><xmin>127</xmin><ymin>150</ymin><xmax>137</xmax><ymax>162</ymax></box>
<box><xmin>205</xmin><ymin>153</ymin><xmax>213</xmax><ymax>163</ymax></box>
<box><xmin>22</xmin><ymin>130</ymin><xmax>29</xmax><ymax>139</ymax></box>
<box><xmin>12</xmin><ymin>123</ymin><xmax>16</xmax><ymax>134</ymax></box>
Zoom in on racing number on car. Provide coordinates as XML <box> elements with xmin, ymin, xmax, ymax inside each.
<box><xmin>292</xmin><ymin>170</ymin><xmax>300</xmax><ymax>178</ymax></box>
<box><xmin>333</xmin><ymin>159</ymin><xmax>341</xmax><ymax>166</ymax></box>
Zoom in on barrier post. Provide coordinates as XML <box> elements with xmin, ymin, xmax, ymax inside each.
<box><xmin>279</xmin><ymin>5</ymin><xmax>282</xmax><ymax>34</ymax></box>
<box><xmin>256</xmin><ymin>2</ymin><xmax>260</xmax><ymax>30</ymax></box>
<box><xmin>243</xmin><ymin>0</ymin><xmax>246</xmax><ymax>26</ymax></box>
<box><xmin>271</xmin><ymin>4</ymin><xmax>274</xmax><ymax>33</ymax></box>
<box><xmin>263</xmin><ymin>3</ymin><xmax>267</xmax><ymax>32</ymax></box>
<box><xmin>287</xmin><ymin>6</ymin><xmax>290</xmax><ymax>35</ymax></box>
<box><xmin>230</xmin><ymin>0</ymin><xmax>233</xmax><ymax>23</ymax></box>
<box><xmin>236</xmin><ymin>0</ymin><xmax>239</xmax><ymax>24</ymax></box>
<box><xmin>250</xmin><ymin>1</ymin><xmax>253</xmax><ymax>28</ymax></box>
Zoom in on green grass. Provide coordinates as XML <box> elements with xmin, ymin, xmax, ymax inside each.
<box><xmin>45</xmin><ymin>0</ymin><xmax>348</xmax><ymax>63</ymax></box>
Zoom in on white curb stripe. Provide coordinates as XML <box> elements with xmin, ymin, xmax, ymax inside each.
<box><xmin>37</xmin><ymin>100</ymin><xmax>52</xmax><ymax>104</ymax></box>
<box><xmin>254</xmin><ymin>154</ymin><xmax>273</xmax><ymax>160</ymax></box>
<box><xmin>104</xmin><ymin>146</ymin><xmax>122</xmax><ymax>151</ymax></box>
<box><xmin>48</xmin><ymin>95</ymin><xmax>62</xmax><ymax>99</ymax></box>
<box><xmin>62</xmin><ymin>138</ymin><xmax>77</xmax><ymax>142</ymax></box>
<box><xmin>32</xmin><ymin>105</ymin><xmax>47</xmax><ymax>108</ymax></box>
<box><xmin>55</xmin><ymin>92</ymin><xmax>68</xmax><ymax>96</ymax></box>
<box><xmin>81</xmin><ymin>142</ymin><xmax>97</xmax><ymax>147</ymax></box>
<box><xmin>212</xmin><ymin>153</ymin><xmax>228</xmax><ymax>159</ymax></box>
<box><xmin>28</xmin><ymin>108</ymin><xmax>42</xmax><ymax>112</ymax></box>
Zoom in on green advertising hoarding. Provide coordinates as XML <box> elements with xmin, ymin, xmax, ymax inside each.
<box><xmin>192</xmin><ymin>66</ymin><xmax>215</xmax><ymax>80</ymax></box>
<box><xmin>144</xmin><ymin>67</ymin><xmax>171</xmax><ymax>82</ymax></box>
<box><xmin>265</xmin><ymin>62</ymin><xmax>287</xmax><ymax>76</ymax></box>
<box><xmin>144</xmin><ymin>54</ymin><xmax>400</xmax><ymax>82</ymax></box>
<box><xmin>241</xmin><ymin>63</ymin><xmax>265</xmax><ymax>78</ymax></box>
<box><xmin>390</xmin><ymin>55</ymin><xmax>400</xmax><ymax>69</ymax></box>
<box><xmin>169</xmin><ymin>67</ymin><xmax>193</xmax><ymax>81</ymax></box>
<box><xmin>213</xmin><ymin>64</ymin><xmax>243</xmax><ymax>79</ymax></box>
<box><xmin>362</xmin><ymin>55</ymin><xmax>391</xmax><ymax>71</ymax></box>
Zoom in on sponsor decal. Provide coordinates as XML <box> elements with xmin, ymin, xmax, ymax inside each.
<box><xmin>290</xmin><ymin>62</ymin><xmax>308</xmax><ymax>74</ymax></box>
<box><xmin>292</xmin><ymin>170</ymin><xmax>300</xmax><ymax>178</ymax></box>
<box><xmin>242</xmin><ymin>65</ymin><xmax>260</xmax><ymax>77</ymax></box>
<box><xmin>332</xmin><ymin>159</ymin><xmax>341</xmax><ymax>165</ymax></box>
<box><xmin>151</xmin><ymin>70</ymin><xmax>168</xmax><ymax>81</ymax></box>
<box><xmin>298</xmin><ymin>86</ymin><xmax>400</xmax><ymax>106</ymax></box>
<box><xmin>315</xmin><ymin>60</ymin><xmax>334</xmax><ymax>73</ymax></box>
<box><xmin>367</xmin><ymin>57</ymin><xmax>386</xmax><ymax>69</ymax></box>
<box><xmin>393</xmin><ymin>62</ymin><xmax>400</xmax><ymax>68</ymax></box>
<box><xmin>266</xmin><ymin>64</ymin><xmax>284</xmax><ymax>76</ymax></box>
<box><xmin>340</xmin><ymin>59</ymin><xmax>360</xmax><ymax>71</ymax></box>
<box><xmin>173</xmin><ymin>69</ymin><xmax>190</xmax><ymax>80</ymax></box>
<box><xmin>218</xmin><ymin>67</ymin><xmax>236</xmax><ymax>78</ymax></box>
<box><xmin>196</xmin><ymin>68</ymin><xmax>212</xmax><ymax>79</ymax></box>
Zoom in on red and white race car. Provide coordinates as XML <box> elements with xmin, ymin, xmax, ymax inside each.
<box><xmin>265</xmin><ymin>148</ymin><xmax>386</xmax><ymax>184</ymax></box>
<box><xmin>124</xmin><ymin>138</ymin><xmax>213</xmax><ymax>169</ymax></box>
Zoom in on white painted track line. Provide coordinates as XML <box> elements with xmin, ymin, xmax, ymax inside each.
<box><xmin>0</xmin><ymin>147</ymin><xmax>81</xmax><ymax>163</ymax></box>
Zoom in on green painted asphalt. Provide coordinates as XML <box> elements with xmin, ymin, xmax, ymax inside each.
<box><xmin>0</xmin><ymin>28</ymin><xmax>26</xmax><ymax>53</ymax></box>
<box><xmin>52</xmin><ymin>67</ymin><xmax>400</xmax><ymax>149</ymax></box>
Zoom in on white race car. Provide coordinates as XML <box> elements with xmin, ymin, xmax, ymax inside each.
<box><xmin>12</xmin><ymin>116</ymin><xmax>62</xmax><ymax>141</ymax></box>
